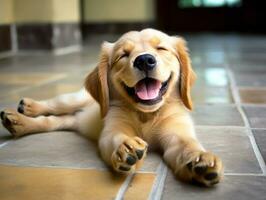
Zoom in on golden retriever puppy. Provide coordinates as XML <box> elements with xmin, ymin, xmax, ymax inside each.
<box><xmin>1</xmin><ymin>29</ymin><xmax>223</xmax><ymax>186</ymax></box>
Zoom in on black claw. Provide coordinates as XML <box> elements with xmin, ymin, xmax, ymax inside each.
<box><xmin>4</xmin><ymin>117</ymin><xmax>11</xmax><ymax>125</ymax></box>
<box><xmin>136</xmin><ymin>149</ymin><xmax>144</xmax><ymax>159</ymax></box>
<box><xmin>126</xmin><ymin>155</ymin><xmax>137</xmax><ymax>165</ymax></box>
<box><xmin>186</xmin><ymin>162</ymin><xmax>193</xmax><ymax>172</ymax></box>
<box><xmin>210</xmin><ymin>180</ymin><xmax>219</xmax><ymax>185</ymax></box>
<box><xmin>19</xmin><ymin>99</ymin><xmax>24</xmax><ymax>105</ymax></box>
<box><xmin>194</xmin><ymin>166</ymin><xmax>208</xmax><ymax>175</ymax></box>
<box><xmin>204</xmin><ymin>172</ymin><xmax>218</xmax><ymax>181</ymax></box>
<box><xmin>0</xmin><ymin>111</ymin><xmax>4</xmax><ymax>120</ymax></box>
<box><xmin>18</xmin><ymin>100</ymin><xmax>24</xmax><ymax>113</ymax></box>
<box><xmin>17</xmin><ymin>105</ymin><xmax>24</xmax><ymax>114</ymax></box>
<box><xmin>119</xmin><ymin>166</ymin><xmax>131</xmax><ymax>171</ymax></box>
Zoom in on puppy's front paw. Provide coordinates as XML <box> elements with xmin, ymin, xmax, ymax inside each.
<box><xmin>17</xmin><ymin>98</ymin><xmax>44</xmax><ymax>117</ymax></box>
<box><xmin>176</xmin><ymin>151</ymin><xmax>224</xmax><ymax>187</ymax></box>
<box><xmin>1</xmin><ymin>109</ymin><xmax>27</xmax><ymax>137</ymax></box>
<box><xmin>111</xmin><ymin>137</ymin><xmax>148</xmax><ymax>173</ymax></box>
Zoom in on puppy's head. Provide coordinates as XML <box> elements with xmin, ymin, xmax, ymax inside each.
<box><xmin>85</xmin><ymin>29</ymin><xmax>196</xmax><ymax>117</ymax></box>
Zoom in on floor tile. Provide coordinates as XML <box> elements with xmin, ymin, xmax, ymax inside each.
<box><xmin>18</xmin><ymin>83</ymin><xmax>83</xmax><ymax>100</ymax></box>
<box><xmin>0</xmin><ymin>73</ymin><xmax>66</xmax><ymax>85</ymax></box>
<box><xmin>124</xmin><ymin>173</ymin><xmax>156</xmax><ymax>200</ymax></box>
<box><xmin>253</xmin><ymin>129</ymin><xmax>266</xmax><ymax>164</ymax></box>
<box><xmin>0</xmin><ymin>51</ymin><xmax>98</xmax><ymax>74</ymax></box>
<box><xmin>2</xmin><ymin>82</ymin><xmax>83</xmax><ymax>103</ymax></box>
<box><xmin>243</xmin><ymin>106</ymin><xmax>266</xmax><ymax>128</ymax></box>
<box><xmin>0</xmin><ymin>126</ymin><xmax>12</xmax><ymax>145</ymax></box>
<box><xmin>0</xmin><ymin>131</ymin><xmax>107</xmax><ymax>169</ymax></box>
<box><xmin>0</xmin><ymin>131</ymin><xmax>161</xmax><ymax>173</ymax></box>
<box><xmin>230</xmin><ymin>63</ymin><xmax>266</xmax><ymax>73</ymax></box>
<box><xmin>162</xmin><ymin>173</ymin><xmax>266</xmax><ymax>200</ymax></box>
<box><xmin>196</xmin><ymin>127</ymin><xmax>261</xmax><ymax>173</ymax></box>
<box><xmin>192</xmin><ymin>105</ymin><xmax>244</xmax><ymax>126</ymax></box>
<box><xmin>239</xmin><ymin>88</ymin><xmax>266</xmax><ymax>104</ymax></box>
<box><xmin>234</xmin><ymin>72</ymin><xmax>266</xmax><ymax>87</ymax></box>
<box><xmin>0</xmin><ymin>84</ymin><xmax>26</xmax><ymax>96</ymax></box>
<box><xmin>0</xmin><ymin>165</ymin><xmax>125</xmax><ymax>200</ymax></box>
<box><xmin>139</xmin><ymin>153</ymin><xmax>161</xmax><ymax>172</ymax></box>
<box><xmin>192</xmin><ymin>86</ymin><xmax>233</xmax><ymax>104</ymax></box>
<box><xmin>235</xmin><ymin>72</ymin><xmax>266</xmax><ymax>87</ymax></box>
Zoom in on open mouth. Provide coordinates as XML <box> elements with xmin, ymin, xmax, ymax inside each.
<box><xmin>123</xmin><ymin>76</ymin><xmax>171</xmax><ymax>105</ymax></box>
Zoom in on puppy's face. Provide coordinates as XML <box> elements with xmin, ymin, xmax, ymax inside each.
<box><xmin>110</xmin><ymin>29</ymin><xmax>180</xmax><ymax>112</ymax></box>
<box><xmin>86</xmin><ymin>29</ymin><xmax>195</xmax><ymax>117</ymax></box>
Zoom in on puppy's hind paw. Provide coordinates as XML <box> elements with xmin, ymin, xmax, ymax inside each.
<box><xmin>17</xmin><ymin>98</ymin><xmax>45</xmax><ymax>117</ymax></box>
<box><xmin>1</xmin><ymin>109</ymin><xmax>28</xmax><ymax>137</ymax></box>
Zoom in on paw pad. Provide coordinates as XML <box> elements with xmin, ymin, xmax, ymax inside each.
<box><xmin>126</xmin><ymin>155</ymin><xmax>137</xmax><ymax>165</ymax></box>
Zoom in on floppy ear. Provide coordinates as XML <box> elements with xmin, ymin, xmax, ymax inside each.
<box><xmin>85</xmin><ymin>42</ymin><xmax>112</xmax><ymax>117</ymax></box>
<box><xmin>174</xmin><ymin>37</ymin><xmax>196</xmax><ymax>110</ymax></box>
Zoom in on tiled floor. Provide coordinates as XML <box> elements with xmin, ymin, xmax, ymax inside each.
<box><xmin>0</xmin><ymin>34</ymin><xmax>266</xmax><ymax>199</ymax></box>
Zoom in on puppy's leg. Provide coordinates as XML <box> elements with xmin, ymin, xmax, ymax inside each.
<box><xmin>160</xmin><ymin>117</ymin><xmax>224</xmax><ymax>186</ymax></box>
<box><xmin>1</xmin><ymin>109</ymin><xmax>77</xmax><ymax>137</ymax></box>
<box><xmin>18</xmin><ymin>88</ymin><xmax>91</xmax><ymax>117</ymax></box>
<box><xmin>98</xmin><ymin>111</ymin><xmax>148</xmax><ymax>173</ymax></box>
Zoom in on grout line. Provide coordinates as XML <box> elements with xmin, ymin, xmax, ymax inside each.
<box><xmin>0</xmin><ymin>141</ymin><xmax>10</xmax><ymax>149</ymax></box>
<box><xmin>115</xmin><ymin>173</ymin><xmax>135</xmax><ymax>200</ymax></box>
<box><xmin>251</xmin><ymin>128</ymin><xmax>266</xmax><ymax>131</ymax></box>
<box><xmin>0</xmin><ymin>162</ymin><xmax>164</xmax><ymax>174</ymax></box>
<box><xmin>238</xmin><ymin>86</ymin><xmax>266</xmax><ymax>90</ymax></box>
<box><xmin>195</xmin><ymin>125</ymin><xmax>246</xmax><ymax>129</ymax></box>
<box><xmin>225</xmin><ymin>172</ymin><xmax>264</xmax><ymax>176</ymax></box>
<box><xmin>0</xmin><ymin>162</ymin><xmax>108</xmax><ymax>171</ymax></box>
<box><xmin>226</xmin><ymin>65</ymin><xmax>266</xmax><ymax>175</ymax></box>
<box><xmin>148</xmin><ymin>161</ymin><xmax>168</xmax><ymax>200</ymax></box>
<box><xmin>241</xmin><ymin>104</ymin><xmax>266</xmax><ymax>108</ymax></box>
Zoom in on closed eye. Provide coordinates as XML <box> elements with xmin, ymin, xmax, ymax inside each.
<box><xmin>156</xmin><ymin>46</ymin><xmax>168</xmax><ymax>51</ymax></box>
<box><xmin>113</xmin><ymin>52</ymin><xmax>129</xmax><ymax>65</ymax></box>
<box><xmin>120</xmin><ymin>52</ymin><xmax>129</xmax><ymax>58</ymax></box>
<box><xmin>119</xmin><ymin>52</ymin><xmax>130</xmax><ymax>60</ymax></box>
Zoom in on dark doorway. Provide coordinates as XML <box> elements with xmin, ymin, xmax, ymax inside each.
<box><xmin>156</xmin><ymin>0</ymin><xmax>266</xmax><ymax>33</ymax></box>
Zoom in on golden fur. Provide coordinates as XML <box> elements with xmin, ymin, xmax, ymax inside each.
<box><xmin>1</xmin><ymin>29</ymin><xmax>223</xmax><ymax>186</ymax></box>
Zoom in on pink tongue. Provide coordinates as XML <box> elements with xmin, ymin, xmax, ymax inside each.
<box><xmin>135</xmin><ymin>79</ymin><xmax>162</xmax><ymax>100</ymax></box>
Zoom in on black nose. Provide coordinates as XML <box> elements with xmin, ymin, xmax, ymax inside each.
<box><xmin>133</xmin><ymin>54</ymin><xmax>156</xmax><ymax>71</ymax></box>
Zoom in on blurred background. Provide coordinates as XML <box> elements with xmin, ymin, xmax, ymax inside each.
<box><xmin>0</xmin><ymin>0</ymin><xmax>265</xmax><ymax>54</ymax></box>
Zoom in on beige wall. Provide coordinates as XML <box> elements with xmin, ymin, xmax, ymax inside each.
<box><xmin>52</xmin><ymin>0</ymin><xmax>80</xmax><ymax>22</ymax></box>
<box><xmin>84</xmin><ymin>0</ymin><xmax>155</xmax><ymax>22</ymax></box>
<box><xmin>0</xmin><ymin>0</ymin><xmax>14</xmax><ymax>25</ymax></box>
<box><xmin>14</xmin><ymin>0</ymin><xmax>80</xmax><ymax>23</ymax></box>
<box><xmin>1</xmin><ymin>0</ymin><xmax>155</xmax><ymax>24</ymax></box>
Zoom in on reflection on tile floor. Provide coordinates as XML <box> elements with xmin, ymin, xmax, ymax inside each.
<box><xmin>0</xmin><ymin>34</ymin><xmax>266</xmax><ymax>199</ymax></box>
